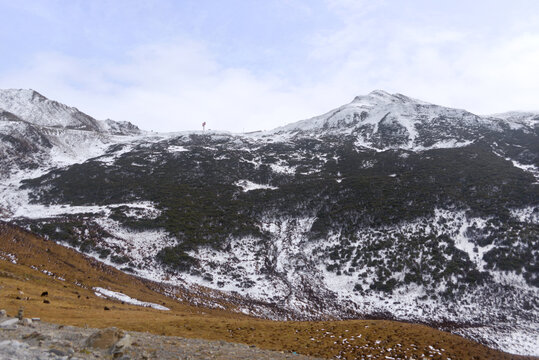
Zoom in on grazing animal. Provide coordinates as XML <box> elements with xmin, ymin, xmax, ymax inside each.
<box><xmin>40</xmin><ymin>291</ymin><xmax>48</xmax><ymax>297</ymax></box>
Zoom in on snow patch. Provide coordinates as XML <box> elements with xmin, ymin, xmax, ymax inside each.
<box><xmin>0</xmin><ymin>252</ymin><xmax>17</xmax><ymax>264</ymax></box>
<box><xmin>167</xmin><ymin>145</ymin><xmax>189</xmax><ymax>152</ymax></box>
<box><xmin>93</xmin><ymin>287</ymin><xmax>170</xmax><ymax>310</ymax></box>
<box><xmin>235</xmin><ymin>180</ymin><xmax>277</xmax><ymax>192</ymax></box>
<box><xmin>510</xmin><ymin>206</ymin><xmax>539</xmax><ymax>224</ymax></box>
<box><xmin>508</xmin><ymin>158</ymin><xmax>539</xmax><ymax>182</ymax></box>
<box><xmin>270</xmin><ymin>162</ymin><xmax>297</xmax><ymax>175</ymax></box>
<box><xmin>7</xmin><ymin>200</ymin><xmax>159</xmax><ymax>220</ymax></box>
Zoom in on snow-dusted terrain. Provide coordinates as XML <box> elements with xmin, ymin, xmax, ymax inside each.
<box><xmin>0</xmin><ymin>89</ymin><xmax>537</xmax><ymax>356</ymax></box>
<box><xmin>0</xmin><ymin>88</ymin><xmax>142</xmax><ymax>179</ymax></box>
<box><xmin>93</xmin><ymin>287</ymin><xmax>170</xmax><ymax>310</ymax></box>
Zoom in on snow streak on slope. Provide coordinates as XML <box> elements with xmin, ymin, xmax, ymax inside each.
<box><xmin>235</xmin><ymin>180</ymin><xmax>278</xmax><ymax>192</ymax></box>
<box><xmin>93</xmin><ymin>287</ymin><xmax>170</xmax><ymax>310</ymax></box>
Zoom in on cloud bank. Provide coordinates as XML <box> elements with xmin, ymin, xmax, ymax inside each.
<box><xmin>1</xmin><ymin>0</ymin><xmax>538</xmax><ymax>132</ymax></box>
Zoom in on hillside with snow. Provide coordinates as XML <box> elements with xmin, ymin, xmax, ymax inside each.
<box><xmin>0</xmin><ymin>89</ymin><xmax>537</xmax><ymax>356</ymax></box>
<box><xmin>0</xmin><ymin>89</ymin><xmax>142</xmax><ymax>179</ymax></box>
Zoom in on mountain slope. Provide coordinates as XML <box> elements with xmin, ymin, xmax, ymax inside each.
<box><xmin>491</xmin><ymin>111</ymin><xmax>539</xmax><ymax>128</ymax></box>
<box><xmin>1</xmin><ymin>222</ymin><xmax>534</xmax><ymax>360</ymax></box>
<box><xmin>0</xmin><ymin>89</ymin><xmax>537</xmax><ymax>356</ymax></box>
<box><xmin>264</xmin><ymin>90</ymin><xmax>536</xmax><ymax>152</ymax></box>
<box><xmin>0</xmin><ymin>89</ymin><xmax>102</xmax><ymax>131</ymax></box>
<box><xmin>0</xmin><ymin>89</ymin><xmax>141</xmax><ymax>181</ymax></box>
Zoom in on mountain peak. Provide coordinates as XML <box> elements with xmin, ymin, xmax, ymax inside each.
<box><xmin>353</xmin><ymin>90</ymin><xmax>392</xmax><ymax>102</ymax></box>
<box><xmin>368</xmin><ymin>89</ymin><xmax>393</xmax><ymax>97</ymax></box>
<box><xmin>0</xmin><ymin>88</ymin><xmax>47</xmax><ymax>102</ymax></box>
<box><xmin>265</xmin><ymin>90</ymin><xmax>492</xmax><ymax>152</ymax></box>
<box><xmin>0</xmin><ymin>88</ymin><xmax>103</xmax><ymax>131</ymax></box>
<box><xmin>351</xmin><ymin>90</ymin><xmax>419</xmax><ymax>106</ymax></box>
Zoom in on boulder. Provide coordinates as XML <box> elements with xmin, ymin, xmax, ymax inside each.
<box><xmin>22</xmin><ymin>332</ymin><xmax>46</xmax><ymax>341</ymax></box>
<box><xmin>111</xmin><ymin>333</ymin><xmax>132</xmax><ymax>356</ymax></box>
<box><xmin>0</xmin><ymin>318</ymin><xmax>18</xmax><ymax>328</ymax></box>
<box><xmin>85</xmin><ymin>327</ymin><xmax>124</xmax><ymax>349</ymax></box>
<box><xmin>19</xmin><ymin>318</ymin><xmax>32</xmax><ymax>326</ymax></box>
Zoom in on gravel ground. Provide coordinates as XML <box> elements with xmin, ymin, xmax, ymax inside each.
<box><xmin>0</xmin><ymin>315</ymin><xmax>322</xmax><ymax>360</ymax></box>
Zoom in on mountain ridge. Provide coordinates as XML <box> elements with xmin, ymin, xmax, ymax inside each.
<box><xmin>3</xmin><ymin>88</ymin><xmax>539</xmax><ymax>136</ymax></box>
<box><xmin>0</xmin><ymin>88</ymin><xmax>141</xmax><ymax>135</ymax></box>
<box><xmin>256</xmin><ymin>90</ymin><xmax>537</xmax><ymax>159</ymax></box>
<box><xmin>0</xmin><ymin>88</ymin><xmax>102</xmax><ymax>131</ymax></box>
<box><xmin>0</xmin><ymin>89</ymin><xmax>142</xmax><ymax>178</ymax></box>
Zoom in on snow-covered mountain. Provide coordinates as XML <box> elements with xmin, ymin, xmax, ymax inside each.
<box><xmin>0</xmin><ymin>89</ymin><xmax>102</xmax><ymax>130</ymax></box>
<box><xmin>0</xmin><ymin>89</ymin><xmax>141</xmax><ymax>178</ymax></box>
<box><xmin>0</xmin><ymin>89</ymin><xmax>537</xmax><ymax>356</ymax></box>
<box><xmin>490</xmin><ymin>111</ymin><xmax>539</xmax><ymax>128</ymax></box>
<box><xmin>260</xmin><ymin>90</ymin><xmax>537</xmax><ymax>152</ymax></box>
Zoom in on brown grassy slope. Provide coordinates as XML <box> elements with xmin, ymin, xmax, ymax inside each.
<box><xmin>0</xmin><ymin>223</ymin><xmax>534</xmax><ymax>360</ymax></box>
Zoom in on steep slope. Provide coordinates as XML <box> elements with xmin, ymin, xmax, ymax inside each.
<box><xmin>1</xmin><ymin>223</ymin><xmax>534</xmax><ymax>360</ymax></box>
<box><xmin>0</xmin><ymin>90</ymin><xmax>537</xmax><ymax>356</ymax></box>
<box><xmin>0</xmin><ymin>89</ymin><xmax>101</xmax><ymax>131</ymax></box>
<box><xmin>0</xmin><ymin>110</ymin><xmax>52</xmax><ymax>171</ymax></box>
<box><xmin>0</xmin><ymin>89</ymin><xmax>142</xmax><ymax>135</ymax></box>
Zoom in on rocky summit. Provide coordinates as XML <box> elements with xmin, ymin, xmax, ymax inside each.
<box><xmin>0</xmin><ymin>89</ymin><xmax>537</xmax><ymax>356</ymax></box>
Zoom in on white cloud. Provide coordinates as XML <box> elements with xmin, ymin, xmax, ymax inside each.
<box><xmin>1</xmin><ymin>2</ymin><xmax>538</xmax><ymax>132</ymax></box>
<box><xmin>306</xmin><ymin>3</ymin><xmax>539</xmax><ymax>115</ymax></box>
<box><xmin>0</xmin><ymin>40</ymin><xmax>344</xmax><ymax>132</ymax></box>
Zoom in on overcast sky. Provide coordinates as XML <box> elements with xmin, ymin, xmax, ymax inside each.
<box><xmin>1</xmin><ymin>0</ymin><xmax>538</xmax><ymax>132</ymax></box>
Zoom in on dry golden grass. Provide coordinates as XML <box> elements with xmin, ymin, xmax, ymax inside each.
<box><xmin>0</xmin><ymin>223</ymin><xmax>534</xmax><ymax>360</ymax></box>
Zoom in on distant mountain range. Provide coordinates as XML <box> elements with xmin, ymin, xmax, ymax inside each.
<box><xmin>0</xmin><ymin>88</ymin><xmax>537</xmax><ymax>356</ymax></box>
